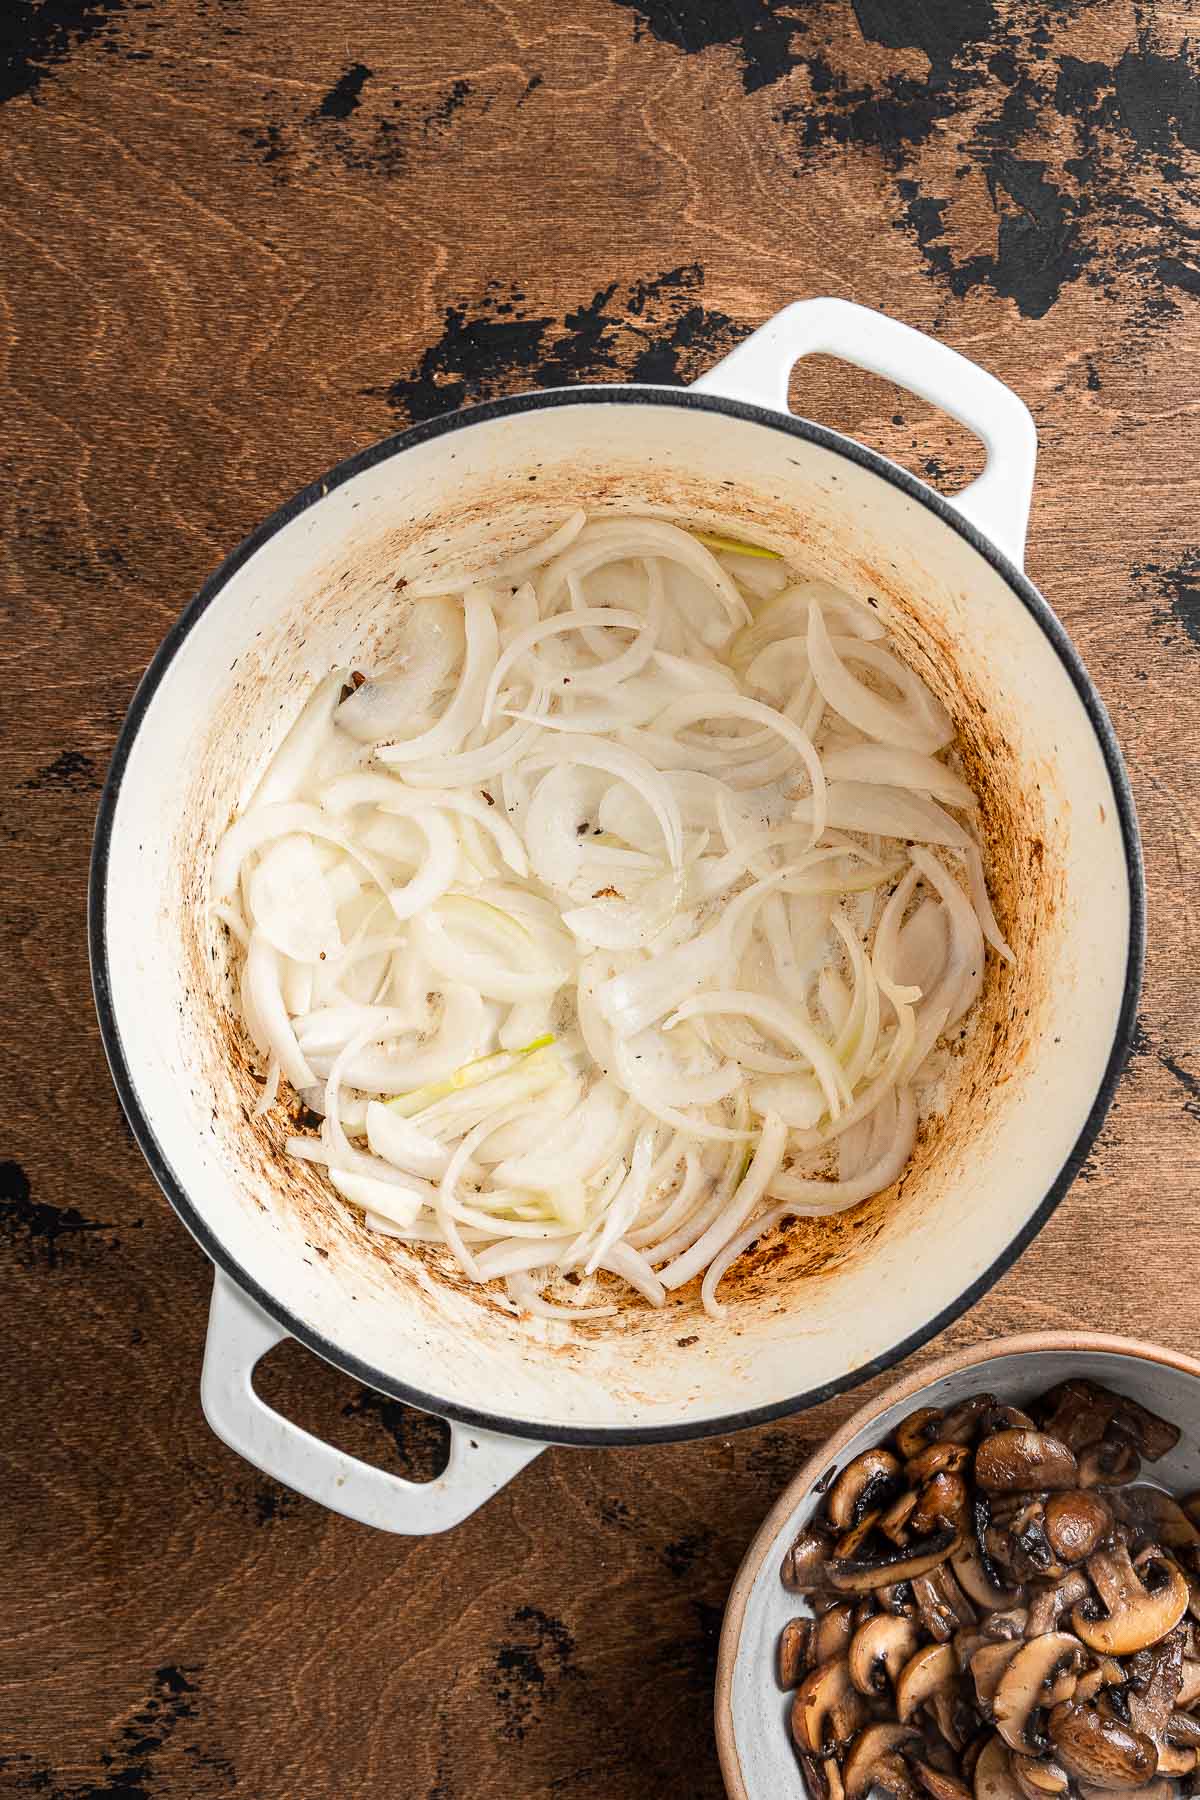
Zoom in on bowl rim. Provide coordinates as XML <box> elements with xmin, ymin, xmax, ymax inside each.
<box><xmin>88</xmin><ymin>384</ymin><xmax>1145</xmax><ymax>1447</ymax></box>
<box><xmin>714</xmin><ymin>1329</ymin><xmax>1200</xmax><ymax>1800</ymax></box>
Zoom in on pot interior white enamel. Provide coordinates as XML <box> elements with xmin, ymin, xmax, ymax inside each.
<box><xmin>93</xmin><ymin>386</ymin><xmax>1138</xmax><ymax>1442</ymax></box>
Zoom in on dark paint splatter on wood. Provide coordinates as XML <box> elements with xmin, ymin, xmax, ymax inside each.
<box><xmin>251</xmin><ymin>1478</ymin><xmax>301</xmax><ymax>1526</ymax></box>
<box><xmin>849</xmin><ymin>0</ymin><xmax>999</xmax><ymax>84</ymax></box>
<box><xmin>661</xmin><ymin>1530</ymin><xmax>713</xmax><ymax>1576</ymax></box>
<box><xmin>766</xmin><ymin>13</ymin><xmax>1200</xmax><ymax>319</ymax></box>
<box><xmin>491</xmin><ymin>1606</ymin><xmax>579</xmax><ymax>1742</ymax></box>
<box><xmin>21</xmin><ymin>749</ymin><xmax>102</xmax><ymax>792</ymax></box>
<box><xmin>1139</xmin><ymin>552</ymin><xmax>1200</xmax><ymax>651</ymax></box>
<box><xmin>2</xmin><ymin>1665</ymin><xmax>236</xmax><ymax>1797</ymax></box>
<box><xmin>366</xmin><ymin>264</ymin><xmax>746</xmax><ymax>422</ymax></box>
<box><xmin>609</xmin><ymin>0</ymin><xmax>803</xmax><ymax>95</ymax></box>
<box><xmin>424</xmin><ymin>76</ymin><xmax>471</xmax><ymax>133</ymax></box>
<box><xmin>0</xmin><ymin>1160</ymin><xmax>111</xmax><ymax>1269</ymax></box>
<box><xmin>342</xmin><ymin>1385</ymin><xmax>452</xmax><ymax>1481</ymax></box>
<box><xmin>314</xmin><ymin>61</ymin><xmax>372</xmax><ymax>121</ymax></box>
<box><xmin>1</xmin><ymin>0</ymin><xmax>129</xmax><ymax>105</ymax></box>
<box><xmin>1157</xmin><ymin>1048</ymin><xmax>1200</xmax><ymax>1121</ymax></box>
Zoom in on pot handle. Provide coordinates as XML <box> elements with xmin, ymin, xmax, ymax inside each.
<box><xmin>692</xmin><ymin>297</ymin><xmax>1037</xmax><ymax>568</ymax></box>
<box><xmin>200</xmin><ymin>1269</ymin><xmax>545</xmax><ymax>1534</ymax></box>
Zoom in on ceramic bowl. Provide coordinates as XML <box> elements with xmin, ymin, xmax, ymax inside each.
<box><xmin>715</xmin><ymin>1331</ymin><xmax>1200</xmax><ymax>1799</ymax></box>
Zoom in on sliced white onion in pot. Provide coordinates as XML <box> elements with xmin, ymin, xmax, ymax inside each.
<box><xmin>218</xmin><ymin>507</ymin><xmax>1007</xmax><ymax>1315</ymax></box>
<box><xmin>821</xmin><ymin>742</ymin><xmax>976</xmax><ymax>809</ymax></box>
<box><xmin>375</xmin><ymin>592</ymin><xmax>499</xmax><ymax>765</ymax></box>
<box><xmin>807</xmin><ymin>603</ymin><xmax>952</xmax><ymax>753</ymax></box>
<box><xmin>792</xmin><ymin>781</ymin><xmax>969</xmax><ymax>848</ymax></box>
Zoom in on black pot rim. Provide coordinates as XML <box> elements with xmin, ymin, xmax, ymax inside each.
<box><xmin>88</xmin><ymin>383</ymin><xmax>1145</xmax><ymax>1448</ymax></box>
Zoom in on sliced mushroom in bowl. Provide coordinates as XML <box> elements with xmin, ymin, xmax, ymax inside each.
<box><xmin>716</xmin><ymin>1335</ymin><xmax>1200</xmax><ymax>1800</ymax></box>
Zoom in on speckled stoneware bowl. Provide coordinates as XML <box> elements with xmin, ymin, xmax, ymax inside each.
<box><xmin>714</xmin><ymin>1332</ymin><xmax>1200</xmax><ymax>1800</ymax></box>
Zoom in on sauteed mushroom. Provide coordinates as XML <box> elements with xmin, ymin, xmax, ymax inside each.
<box><xmin>776</xmin><ymin>1379</ymin><xmax>1198</xmax><ymax>1800</ymax></box>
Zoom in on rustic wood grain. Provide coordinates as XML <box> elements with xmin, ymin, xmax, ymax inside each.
<box><xmin>3</xmin><ymin>1</ymin><xmax>1200</xmax><ymax>1794</ymax></box>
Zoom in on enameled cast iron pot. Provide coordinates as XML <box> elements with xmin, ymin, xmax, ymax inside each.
<box><xmin>89</xmin><ymin>299</ymin><xmax>1143</xmax><ymax>1534</ymax></box>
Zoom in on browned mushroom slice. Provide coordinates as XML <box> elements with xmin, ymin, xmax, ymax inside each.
<box><xmin>1073</xmin><ymin>1545</ymin><xmax>1190</xmax><ymax>1656</ymax></box>
<box><xmin>848</xmin><ymin>1612</ymin><xmax>921</xmax><ymax>1698</ymax></box>
<box><xmin>1123</xmin><ymin>1620</ymin><xmax>1185</xmax><ymax>1752</ymax></box>
<box><xmin>976</xmin><ymin>1431</ymin><xmax>1078</xmax><ymax>1494</ymax></box>
<box><xmin>972</xmin><ymin>1642</ymin><xmax>1024</xmax><ymax>1712</ymax></box>
<box><xmin>792</xmin><ymin>1657</ymin><xmax>868</xmax><ymax>1756</ymax></box>
<box><xmin>914</xmin><ymin>1475</ymin><xmax>971</xmax><ymax>1538</ymax></box>
<box><xmin>881</xmin><ymin>1491</ymin><xmax>921</xmax><ymax>1545</ymax></box>
<box><xmin>813</xmin><ymin>1602</ymin><xmax>857</xmax><ymax>1665</ymax></box>
<box><xmin>836</xmin><ymin>1512</ymin><xmax>884</xmax><ymax>1560</ymax></box>
<box><xmin>843</xmin><ymin>1723</ymin><xmax>923</xmax><ymax>1800</ymax></box>
<box><xmin>1042</xmin><ymin>1492</ymin><xmax>1113</xmax><ymax>1566</ymax></box>
<box><xmin>974</xmin><ymin>1734</ymin><xmax>1026</xmax><ymax>1800</ymax></box>
<box><xmin>921</xmin><ymin>1732</ymin><xmax>964</xmax><ymax>1778</ymax></box>
<box><xmin>1179</xmin><ymin>1661</ymin><xmax>1200</xmax><ymax>1709</ymax></box>
<box><xmin>930</xmin><ymin>1687</ymin><xmax>978</xmax><ymax>1755</ymax></box>
<box><xmin>1035</xmin><ymin>1383</ymin><xmax>1181</xmax><ymax>1462</ymax></box>
<box><xmin>1113</xmin><ymin>1486</ymin><xmax>1200</xmax><ymax>1555</ymax></box>
<box><xmin>1158</xmin><ymin>1741</ymin><xmax>1198</xmax><ymax>1776</ymax></box>
<box><xmin>908</xmin><ymin>1443</ymin><xmax>974</xmax><ymax>1485</ymax></box>
<box><xmin>979</xmin><ymin>1608</ymin><xmax>1029</xmax><ymax>1642</ymax></box>
<box><xmin>828</xmin><ymin>1448</ymin><xmax>905</xmax><ymax>1531</ymax></box>
<box><xmin>910</xmin><ymin>1758</ymin><xmax>973</xmax><ymax>1800</ymax></box>
<box><xmin>962</xmin><ymin>1733</ymin><xmax>991</xmax><ymax>1786</ymax></box>
<box><xmin>827</xmin><ymin>1525</ymin><xmax>961</xmax><ymax>1594</ymax></box>
<box><xmin>1074</xmin><ymin>1658</ymin><xmax>1126</xmax><ymax>1703</ymax></box>
<box><xmin>1027</xmin><ymin>1570</ymin><xmax>1092</xmax><ymax>1637</ymax></box>
<box><xmin>897</xmin><ymin>1408</ymin><xmax>947</xmax><ymax>1461</ymax></box>
<box><xmin>1076</xmin><ymin>1782</ymin><xmax>1174</xmax><ymax>1800</ymax></box>
<box><xmin>912</xmin><ymin>1563</ymin><xmax>979</xmax><ymax>1642</ymax></box>
<box><xmin>798</xmin><ymin>1752</ymin><xmax>847</xmax><ymax>1800</ymax></box>
<box><xmin>1047</xmin><ymin>1701</ymin><xmax>1158</xmax><ymax>1790</ymax></box>
<box><xmin>1186</xmin><ymin>1495</ymin><xmax>1200</xmax><ymax>1530</ymax></box>
<box><xmin>940</xmin><ymin>1395</ymin><xmax>1003</xmax><ymax>1447</ymax></box>
<box><xmin>780</xmin><ymin>1616</ymin><xmax>814</xmax><ymax>1688</ymax></box>
<box><xmin>954</xmin><ymin>1536</ymin><xmax>1021</xmax><ymax>1613</ymax></box>
<box><xmin>1079</xmin><ymin>1441</ymin><xmax>1143</xmax><ymax>1489</ymax></box>
<box><xmin>993</xmin><ymin>1633</ymin><xmax>1084</xmax><ymax>1754</ymax></box>
<box><xmin>879</xmin><ymin>1581</ymin><xmax>919</xmax><ymax>1617</ymax></box>
<box><xmin>1170</xmin><ymin>1712</ymin><xmax>1200</xmax><ymax>1745</ymax></box>
<box><xmin>896</xmin><ymin>1642</ymin><xmax>959</xmax><ymax>1722</ymax></box>
<box><xmin>1010</xmin><ymin>1754</ymin><xmax>1071</xmax><ymax>1800</ymax></box>
<box><xmin>785</xmin><ymin>1525</ymin><xmax>835</xmax><ymax>1591</ymax></box>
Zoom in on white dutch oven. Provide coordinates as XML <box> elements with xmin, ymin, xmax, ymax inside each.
<box><xmin>89</xmin><ymin>300</ymin><xmax>1143</xmax><ymax>1535</ymax></box>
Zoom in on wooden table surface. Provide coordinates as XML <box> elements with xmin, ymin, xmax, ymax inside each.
<box><xmin>4</xmin><ymin>1</ymin><xmax>1200</xmax><ymax>1794</ymax></box>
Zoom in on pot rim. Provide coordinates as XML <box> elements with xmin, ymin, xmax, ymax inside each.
<box><xmin>714</xmin><ymin>1329</ymin><xmax>1200</xmax><ymax>1800</ymax></box>
<box><xmin>88</xmin><ymin>383</ymin><xmax>1146</xmax><ymax>1447</ymax></box>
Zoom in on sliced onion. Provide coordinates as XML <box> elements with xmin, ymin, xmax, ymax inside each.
<box><xmin>220</xmin><ymin>507</ymin><xmax>1005</xmax><ymax>1317</ymax></box>
<box><xmin>808</xmin><ymin>603</ymin><xmax>952</xmax><ymax>752</ymax></box>
<box><xmin>473</xmin><ymin>509</ymin><xmax>588</xmax><ymax>588</ymax></box>
<box><xmin>659</xmin><ymin>1111</ymin><xmax>787</xmax><ymax>1294</ymax></box>
<box><xmin>522</xmin><ymin>735</ymin><xmax>683</xmax><ymax>868</ymax></box>
<box><xmin>481</xmin><ymin>605</ymin><xmax>651</xmax><ymax>729</ymax></box>
<box><xmin>253</xmin><ymin>672</ymin><xmax>345</xmax><ymax>806</ymax></box>
<box><xmin>246</xmin><ymin>933</ymin><xmax>314</xmax><ymax>1089</ymax></box>
<box><xmin>665</xmin><ymin>991</ymin><xmax>850</xmax><ymax>1119</ymax></box>
<box><xmin>821</xmin><ymin>742</ymin><xmax>976</xmax><ymax>809</ymax></box>
<box><xmin>375</xmin><ymin>592</ymin><xmax>499</xmax><ymax>764</ymax></box>
<box><xmin>492</xmin><ymin>1080</ymin><xmax>627</xmax><ymax>1188</ymax></box>
<box><xmin>539</xmin><ymin>518</ymin><xmax>750</xmax><ymax>634</ymax></box>
<box><xmin>766</xmin><ymin>1085</ymin><xmax>917</xmax><ymax>1211</ymax></box>
<box><xmin>965</xmin><ymin>843</ymin><xmax>1015</xmax><ymax>964</ymax></box>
